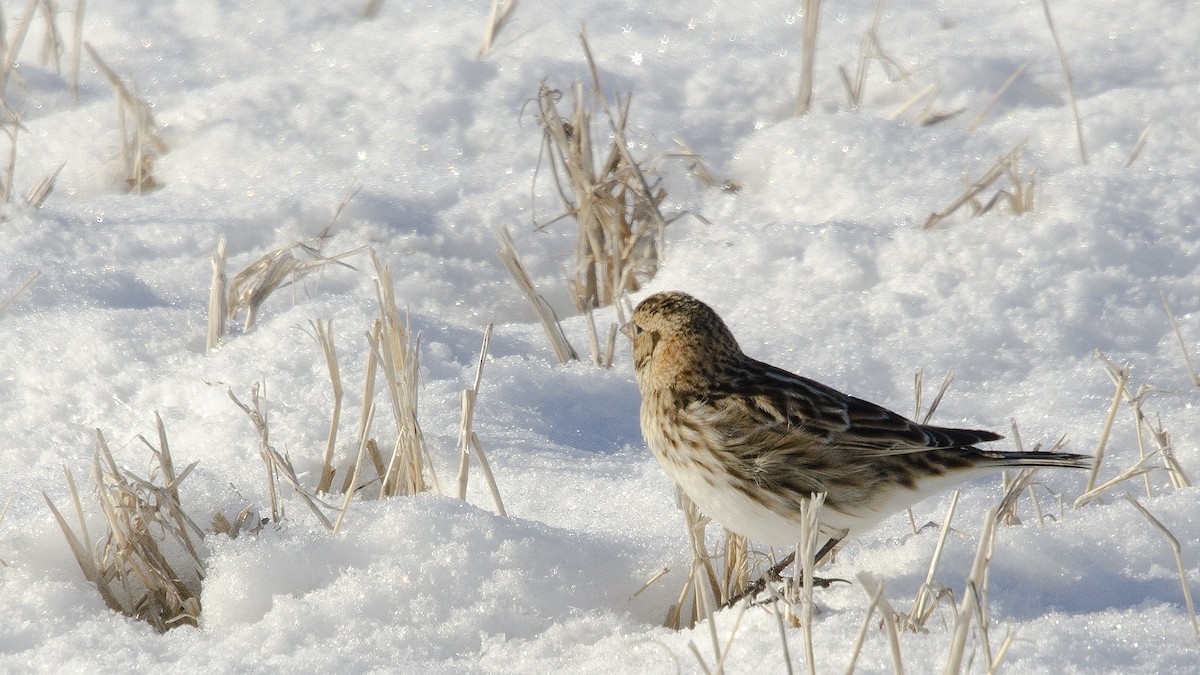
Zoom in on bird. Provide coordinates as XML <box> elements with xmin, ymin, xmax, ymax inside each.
<box><xmin>624</xmin><ymin>290</ymin><xmax>1091</xmax><ymax>589</ymax></box>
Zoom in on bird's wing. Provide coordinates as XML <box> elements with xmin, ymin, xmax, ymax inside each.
<box><xmin>707</xmin><ymin>359</ymin><xmax>1002</xmax><ymax>458</ymax></box>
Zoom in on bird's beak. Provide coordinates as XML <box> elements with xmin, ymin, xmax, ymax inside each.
<box><xmin>619</xmin><ymin>321</ymin><xmax>634</xmax><ymax>339</ymax></box>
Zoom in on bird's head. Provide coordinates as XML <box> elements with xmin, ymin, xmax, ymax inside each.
<box><xmin>623</xmin><ymin>291</ymin><xmax>743</xmax><ymax>394</ymax></box>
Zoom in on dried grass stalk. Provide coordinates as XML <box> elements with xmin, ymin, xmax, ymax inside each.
<box><xmin>943</xmin><ymin>507</ymin><xmax>999</xmax><ymax>674</ymax></box>
<box><xmin>795</xmin><ymin>0</ymin><xmax>821</xmax><ymax>115</ymax></box>
<box><xmin>1123</xmin><ymin>122</ymin><xmax>1153</xmax><ymax>168</ymax></box>
<box><xmin>226</xmin><ymin>236</ymin><xmax>359</xmax><ymax>333</ymax></box>
<box><xmin>1123</xmin><ymin>494</ymin><xmax>1199</xmax><ymax>637</ymax></box>
<box><xmin>44</xmin><ymin>421</ymin><xmax>204</xmax><ymax>632</ymax></box>
<box><xmin>1040</xmin><ymin>0</ymin><xmax>1087</xmax><ymax>164</ymax></box>
<box><xmin>84</xmin><ymin>43</ymin><xmax>169</xmax><ymax>193</ymax></box>
<box><xmin>968</xmin><ymin>61</ymin><xmax>1031</xmax><ymax>133</ymax></box>
<box><xmin>230</xmin><ymin>383</ymin><xmax>338</xmax><ymax>530</ymax></box>
<box><xmin>923</xmin><ymin>138</ymin><xmax>1032</xmax><ymax>229</ymax></box>
<box><xmin>905</xmin><ymin>489</ymin><xmax>960</xmax><ymax>631</ymax></box>
<box><xmin>665</xmin><ymin>491</ymin><xmax>750</xmax><ymax>630</ymax></box>
<box><xmin>370</xmin><ymin>251</ymin><xmax>435</xmax><ymax>498</ymax></box>
<box><xmin>856</xmin><ymin>574</ymin><xmax>905</xmax><ymax>674</ymax></box>
<box><xmin>1161</xmin><ymin>291</ymin><xmax>1200</xmax><ymax>388</ymax></box>
<box><xmin>492</xmin><ymin>222</ymin><xmax>578</xmax><ymax>363</ymax></box>
<box><xmin>206</xmin><ymin>237</ymin><xmax>228</xmax><ymax>351</ymax></box>
<box><xmin>1</xmin><ymin>269</ymin><xmax>39</xmax><ymax>316</ymax></box>
<box><xmin>477</xmin><ymin>0</ymin><xmax>517</xmax><ymax>58</ymax></box>
<box><xmin>532</xmin><ymin>31</ymin><xmax>670</xmax><ymax>312</ymax></box>
<box><xmin>310</xmin><ymin>319</ymin><xmax>343</xmax><ymax>494</ymax></box>
<box><xmin>25</xmin><ymin>160</ymin><xmax>65</xmax><ymax>207</ymax></box>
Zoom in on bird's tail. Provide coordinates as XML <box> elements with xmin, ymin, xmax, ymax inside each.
<box><xmin>976</xmin><ymin>450</ymin><xmax>1092</xmax><ymax>470</ymax></box>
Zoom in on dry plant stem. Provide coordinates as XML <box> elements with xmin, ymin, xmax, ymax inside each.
<box><xmin>0</xmin><ymin>270</ymin><xmax>40</xmax><ymax>316</ymax></box>
<box><xmin>968</xmin><ymin>61</ymin><xmax>1031</xmax><ymax>132</ymax></box>
<box><xmin>0</xmin><ymin>493</ymin><xmax>12</xmax><ymax>567</ymax></box>
<box><xmin>470</xmin><ymin>432</ymin><xmax>507</xmax><ymax>516</ymax></box>
<box><xmin>1073</xmin><ymin>450</ymin><xmax>1160</xmax><ymax>509</ymax></box>
<box><xmin>310</xmin><ymin>319</ymin><xmax>343</xmax><ymax>494</ymax></box>
<box><xmin>1123</xmin><ymin>494</ymin><xmax>1199</xmax><ymax>637</ymax></box>
<box><xmin>693</xmin><ymin>558</ymin><xmax>723</xmax><ymax>674</ymax></box>
<box><xmin>477</xmin><ymin>0</ymin><xmax>517</xmax><ymax>58</ymax></box>
<box><xmin>943</xmin><ymin>508</ymin><xmax>998</xmax><ymax>675</ymax></box>
<box><xmin>1040</xmin><ymin>0</ymin><xmax>1087</xmax><ymax>164</ymax></box>
<box><xmin>842</xmin><ymin>0</ymin><xmax>892</xmax><ymax>107</ymax></box>
<box><xmin>795</xmin><ymin>0</ymin><xmax>821</xmax><ymax>115</ymax></box>
<box><xmin>564</xmin><ymin>31</ymin><xmax>670</xmax><ymax>307</ymax></box>
<box><xmin>631</xmin><ymin>567</ymin><xmax>670</xmax><ymax>600</ymax></box>
<box><xmin>987</xmin><ymin>631</ymin><xmax>1016</xmax><ymax>675</ymax></box>
<box><xmin>1</xmin><ymin>122</ymin><xmax>18</xmax><ymax>204</ymax></box>
<box><xmin>334</xmin><ymin>402</ymin><xmax>376</xmax><ymax>534</ymax></box>
<box><xmin>370</xmin><ymin>251</ymin><xmax>434</xmax><ymax>498</ymax></box>
<box><xmin>47</xmin><ymin>423</ymin><xmax>205</xmax><ymax>631</ymax></box>
<box><xmin>856</xmin><ymin>575</ymin><xmax>905</xmax><ymax>673</ymax></box>
<box><xmin>0</xmin><ymin>0</ymin><xmax>38</xmax><ymax>95</ymax></box>
<box><xmin>456</xmin><ymin>324</ymin><xmax>498</xmax><ymax>502</ymax></box>
<box><xmin>888</xmin><ymin>84</ymin><xmax>937</xmax><ymax>122</ymax></box>
<box><xmin>796</xmin><ymin>493</ymin><xmax>827</xmax><ymax>675</ymax></box>
<box><xmin>85</xmin><ymin>42</ymin><xmax>169</xmax><ymax>193</ymax></box>
<box><xmin>846</xmin><ymin>576</ymin><xmax>888</xmax><ymax>675</ymax></box>
<box><xmin>69</xmin><ymin>0</ymin><xmax>85</xmax><ymax>100</ymax></box>
<box><xmin>1085</xmin><ymin>357</ymin><xmax>1128</xmax><ymax>493</ymax></box>
<box><xmin>713</xmin><ymin>600</ymin><xmax>750</xmax><ymax>675</ymax></box>
<box><xmin>492</xmin><ymin>222</ymin><xmax>578</xmax><ymax>362</ymax></box>
<box><xmin>346</xmin><ymin>322</ymin><xmax>382</xmax><ymax>493</ymax></box>
<box><xmin>26</xmin><ymin>160</ymin><xmax>65</xmax><ymax>207</ymax></box>
<box><xmin>1161</xmin><ymin>291</ymin><xmax>1200</xmax><ymax>387</ymax></box>
<box><xmin>923</xmin><ymin>138</ymin><xmax>1028</xmax><ymax>229</ymax></box>
<box><xmin>206</xmin><ymin>237</ymin><xmax>228</xmax><ymax>351</ymax></box>
<box><xmin>1124</xmin><ymin>122</ymin><xmax>1153</xmax><ymax>168</ymax></box>
<box><xmin>226</xmin><ymin>240</ymin><xmax>360</xmax><ymax>333</ymax></box>
<box><xmin>908</xmin><ymin>490</ymin><xmax>960</xmax><ymax>630</ymax></box>
<box><xmin>228</xmin><ymin>384</ymin><xmax>280</xmax><ymax>522</ymax></box>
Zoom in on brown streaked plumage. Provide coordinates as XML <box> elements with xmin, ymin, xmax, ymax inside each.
<box><xmin>625</xmin><ymin>290</ymin><xmax>1091</xmax><ymax>555</ymax></box>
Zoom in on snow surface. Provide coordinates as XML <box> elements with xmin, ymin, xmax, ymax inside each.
<box><xmin>2</xmin><ymin>0</ymin><xmax>1199</xmax><ymax>672</ymax></box>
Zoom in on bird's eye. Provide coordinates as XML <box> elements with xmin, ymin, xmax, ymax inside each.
<box><xmin>632</xmin><ymin>323</ymin><xmax>644</xmax><ymax>336</ymax></box>
<box><xmin>622</xmin><ymin>321</ymin><xmax>644</xmax><ymax>339</ymax></box>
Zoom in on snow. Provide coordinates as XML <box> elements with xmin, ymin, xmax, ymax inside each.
<box><xmin>2</xmin><ymin>0</ymin><xmax>1199</xmax><ymax>672</ymax></box>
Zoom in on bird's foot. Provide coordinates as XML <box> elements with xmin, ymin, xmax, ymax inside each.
<box><xmin>722</xmin><ymin>551</ymin><xmax>848</xmax><ymax>608</ymax></box>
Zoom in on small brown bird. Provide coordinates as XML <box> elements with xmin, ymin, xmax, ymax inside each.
<box><xmin>625</xmin><ymin>291</ymin><xmax>1090</xmax><ymax>564</ymax></box>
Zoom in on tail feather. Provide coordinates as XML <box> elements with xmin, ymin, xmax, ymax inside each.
<box><xmin>976</xmin><ymin>450</ymin><xmax>1092</xmax><ymax>470</ymax></box>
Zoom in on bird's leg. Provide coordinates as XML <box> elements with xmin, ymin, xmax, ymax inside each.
<box><xmin>722</xmin><ymin>537</ymin><xmax>847</xmax><ymax>609</ymax></box>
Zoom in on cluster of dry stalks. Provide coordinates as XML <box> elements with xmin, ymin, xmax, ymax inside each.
<box><xmin>496</xmin><ymin>31</ymin><xmax>680</xmax><ymax>367</ymax></box>
<box><xmin>50</xmin><ymin>242</ymin><xmax>508</xmax><ymax>630</ymax></box>
<box><xmin>0</xmin><ymin>1</ymin><xmax>81</xmax><ymax>209</ymax></box>
<box><xmin>207</xmin><ymin>193</ymin><xmax>364</xmax><ymax>351</ymax></box>
<box><xmin>44</xmin><ymin>416</ymin><xmax>204</xmax><ymax>632</ymax></box>
<box><xmin>225</xmin><ymin>251</ymin><xmax>506</xmax><ymax>535</ymax></box>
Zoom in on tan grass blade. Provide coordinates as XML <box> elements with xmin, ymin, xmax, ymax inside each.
<box><xmin>206</xmin><ymin>237</ymin><xmax>228</xmax><ymax>352</ymax></box>
<box><xmin>84</xmin><ymin>42</ymin><xmax>169</xmax><ymax>193</ymax></box>
<box><xmin>309</xmin><ymin>319</ymin><xmax>343</xmax><ymax>494</ymax></box>
<box><xmin>968</xmin><ymin>61</ymin><xmax>1031</xmax><ymax>133</ymax></box>
<box><xmin>795</xmin><ymin>0</ymin><xmax>821</xmax><ymax>116</ymax></box>
<box><xmin>1123</xmin><ymin>494</ymin><xmax>1199</xmax><ymax>637</ymax></box>
<box><xmin>1123</xmin><ymin>122</ymin><xmax>1153</xmax><ymax>168</ymax></box>
<box><xmin>943</xmin><ymin>507</ymin><xmax>998</xmax><ymax>674</ymax></box>
<box><xmin>492</xmin><ymin>222</ymin><xmax>578</xmax><ymax>362</ymax></box>
<box><xmin>25</xmin><ymin>160</ymin><xmax>65</xmax><ymax>207</ymax></box>
<box><xmin>1161</xmin><ymin>291</ymin><xmax>1200</xmax><ymax>388</ymax></box>
<box><xmin>1040</xmin><ymin>0</ymin><xmax>1087</xmax><ymax>164</ymax></box>
<box><xmin>334</xmin><ymin>403</ymin><xmax>376</xmax><ymax>534</ymax></box>
<box><xmin>477</xmin><ymin>0</ymin><xmax>517</xmax><ymax>58</ymax></box>
<box><xmin>923</xmin><ymin>138</ymin><xmax>1029</xmax><ymax>229</ymax></box>
<box><xmin>1</xmin><ymin>270</ymin><xmax>39</xmax><ymax>316</ymax></box>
